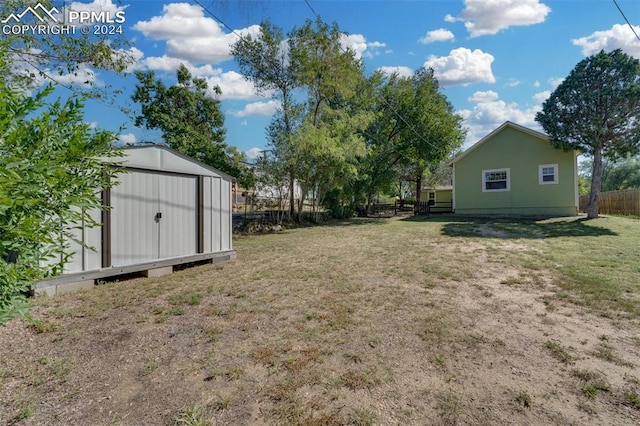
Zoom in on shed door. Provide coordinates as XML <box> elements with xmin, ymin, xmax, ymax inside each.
<box><xmin>110</xmin><ymin>171</ymin><xmax>197</xmax><ymax>267</ymax></box>
<box><xmin>111</xmin><ymin>170</ymin><xmax>159</xmax><ymax>267</ymax></box>
<box><xmin>158</xmin><ymin>174</ymin><xmax>197</xmax><ymax>259</ymax></box>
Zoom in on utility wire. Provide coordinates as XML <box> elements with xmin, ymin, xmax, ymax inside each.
<box><xmin>192</xmin><ymin>0</ymin><xmax>451</xmax><ymax>156</ymax></box>
<box><xmin>612</xmin><ymin>0</ymin><xmax>640</xmax><ymax>42</ymax></box>
<box><xmin>302</xmin><ymin>0</ymin><xmax>449</xmax><ymax>156</ymax></box>
<box><xmin>192</xmin><ymin>0</ymin><xmax>243</xmax><ymax>39</ymax></box>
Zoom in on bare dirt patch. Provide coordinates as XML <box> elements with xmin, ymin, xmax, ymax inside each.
<box><xmin>1</xmin><ymin>216</ymin><xmax>639</xmax><ymax>425</ymax></box>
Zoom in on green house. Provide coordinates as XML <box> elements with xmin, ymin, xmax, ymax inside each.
<box><xmin>451</xmin><ymin>121</ymin><xmax>578</xmax><ymax>216</ymax></box>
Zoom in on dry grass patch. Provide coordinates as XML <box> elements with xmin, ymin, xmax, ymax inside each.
<box><xmin>2</xmin><ymin>215</ymin><xmax>640</xmax><ymax>425</ymax></box>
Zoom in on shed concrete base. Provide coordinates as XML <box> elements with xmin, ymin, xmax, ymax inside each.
<box><xmin>33</xmin><ymin>250</ymin><xmax>237</xmax><ymax>297</ymax></box>
<box><xmin>143</xmin><ymin>266</ymin><xmax>173</xmax><ymax>278</ymax></box>
<box><xmin>34</xmin><ymin>279</ymin><xmax>95</xmax><ymax>297</ymax></box>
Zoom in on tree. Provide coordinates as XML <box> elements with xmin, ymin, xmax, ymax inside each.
<box><xmin>233</xmin><ymin>18</ymin><xmax>371</xmax><ymax>221</ymax></box>
<box><xmin>356</xmin><ymin>69</ymin><xmax>464</xmax><ymax>210</ymax></box>
<box><xmin>536</xmin><ymin>49</ymin><xmax>640</xmax><ymax>218</ymax></box>
<box><xmin>0</xmin><ymin>47</ymin><xmax>123</xmax><ymax>324</ymax></box>
<box><xmin>232</xmin><ymin>21</ymin><xmax>303</xmax><ymax>217</ymax></box>
<box><xmin>132</xmin><ymin>65</ymin><xmax>251</xmax><ymax>186</ymax></box>
<box><xmin>1</xmin><ymin>0</ymin><xmax>134</xmax><ymax>96</ymax></box>
<box><xmin>287</xmin><ymin>18</ymin><xmax>372</xmax><ymax>219</ymax></box>
<box><xmin>580</xmin><ymin>155</ymin><xmax>640</xmax><ymax>192</ymax></box>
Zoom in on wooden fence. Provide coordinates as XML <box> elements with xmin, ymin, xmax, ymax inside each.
<box><xmin>579</xmin><ymin>189</ymin><xmax>640</xmax><ymax>216</ymax></box>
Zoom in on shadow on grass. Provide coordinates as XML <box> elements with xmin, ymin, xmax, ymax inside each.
<box><xmin>402</xmin><ymin>215</ymin><xmax>618</xmax><ymax>239</ymax></box>
<box><xmin>233</xmin><ymin>216</ymin><xmax>390</xmax><ymax>237</ymax></box>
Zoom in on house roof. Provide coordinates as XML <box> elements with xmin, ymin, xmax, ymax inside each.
<box><xmin>121</xmin><ymin>145</ymin><xmax>235</xmax><ymax>181</ymax></box>
<box><xmin>449</xmin><ymin>121</ymin><xmax>550</xmax><ymax>165</ymax></box>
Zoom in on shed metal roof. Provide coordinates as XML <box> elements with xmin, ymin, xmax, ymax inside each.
<box><xmin>121</xmin><ymin>145</ymin><xmax>234</xmax><ymax>181</ymax></box>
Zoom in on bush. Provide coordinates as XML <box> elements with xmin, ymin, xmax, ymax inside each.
<box><xmin>0</xmin><ymin>47</ymin><xmax>123</xmax><ymax>324</ymax></box>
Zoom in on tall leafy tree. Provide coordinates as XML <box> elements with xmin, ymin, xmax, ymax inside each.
<box><xmin>0</xmin><ymin>45</ymin><xmax>123</xmax><ymax>324</ymax></box>
<box><xmin>233</xmin><ymin>18</ymin><xmax>371</xmax><ymax>220</ymax></box>
<box><xmin>357</xmin><ymin>69</ymin><xmax>464</xmax><ymax>208</ymax></box>
<box><xmin>132</xmin><ymin>64</ymin><xmax>251</xmax><ymax>185</ymax></box>
<box><xmin>536</xmin><ymin>49</ymin><xmax>640</xmax><ymax>218</ymax></box>
<box><xmin>288</xmin><ymin>18</ymin><xmax>372</xmax><ymax>218</ymax></box>
<box><xmin>232</xmin><ymin>21</ymin><xmax>302</xmax><ymax>217</ymax></box>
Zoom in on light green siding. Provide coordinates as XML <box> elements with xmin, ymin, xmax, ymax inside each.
<box><xmin>419</xmin><ymin>189</ymin><xmax>453</xmax><ymax>212</ymax></box>
<box><xmin>453</xmin><ymin>124</ymin><xmax>577</xmax><ymax>216</ymax></box>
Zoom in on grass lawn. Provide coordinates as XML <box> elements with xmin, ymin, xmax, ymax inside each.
<box><xmin>1</xmin><ymin>214</ymin><xmax>639</xmax><ymax>425</ymax></box>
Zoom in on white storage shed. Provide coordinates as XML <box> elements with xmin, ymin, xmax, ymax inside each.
<box><xmin>34</xmin><ymin>145</ymin><xmax>236</xmax><ymax>295</ymax></box>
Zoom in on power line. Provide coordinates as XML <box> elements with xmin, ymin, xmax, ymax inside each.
<box><xmin>192</xmin><ymin>0</ymin><xmax>454</xmax><ymax>157</ymax></box>
<box><xmin>301</xmin><ymin>0</ymin><xmax>450</xmax><ymax>156</ymax></box>
<box><xmin>191</xmin><ymin>0</ymin><xmax>243</xmax><ymax>38</ymax></box>
<box><xmin>612</xmin><ymin>0</ymin><xmax>640</xmax><ymax>42</ymax></box>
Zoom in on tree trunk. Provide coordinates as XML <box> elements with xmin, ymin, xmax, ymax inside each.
<box><xmin>587</xmin><ymin>146</ymin><xmax>603</xmax><ymax>219</ymax></box>
<box><xmin>415</xmin><ymin>175</ymin><xmax>422</xmax><ymax>204</ymax></box>
<box><xmin>288</xmin><ymin>167</ymin><xmax>295</xmax><ymax>218</ymax></box>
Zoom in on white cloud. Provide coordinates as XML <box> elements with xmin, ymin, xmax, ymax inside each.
<box><xmin>533</xmin><ymin>80</ymin><xmax>540</xmax><ymax>88</ymax></box>
<box><xmin>340</xmin><ymin>33</ymin><xmax>368</xmax><ymax>59</ymax></box>
<box><xmin>138</xmin><ymin>55</ymin><xmax>219</xmax><ymax>77</ymax></box>
<box><xmin>548</xmin><ymin>77</ymin><xmax>563</xmax><ymax>88</ymax></box>
<box><xmin>368</xmin><ymin>41</ymin><xmax>386</xmax><ymax>48</ymax></box>
<box><xmin>56</xmin><ymin>67</ymin><xmax>98</xmax><ymax>87</ymax></box>
<box><xmin>572</xmin><ymin>23</ymin><xmax>640</xmax><ymax>58</ymax></box>
<box><xmin>447</xmin><ymin>0</ymin><xmax>551</xmax><ymax>37</ymax></box>
<box><xmin>133</xmin><ymin>3</ymin><xmax>260</xmax><ymax>64</ymax></box>
<box><xmin>240</xmin><ymin>120</ymin><xmax>248</xmax><ymax>126</ymax></box>
<box><xmin>506</xmin><ymin>79</ymin><xmax>520</xmax><ymax>87</ymax></box>
<box><xmin>138</xmin><ymin>55</ymin><xmax>185</xmax><ymax>72</ymax></box>
<box><xmin>205</xmin><ymin>70</ymin><xmax>263</xmax><ymax>100</ymax></box>
<box><xmin>118</xmin><ymin>133</ymin><xmax>137</xmax><ymax>145</ymax></box>
<box><xmin>468</xmin><ymin>90</ymin><xmax>499</xmax><ymax>103</ymax></box>
<box><xmin>459</xmin><ymin>90</ymin><xmax>543</xmax><ymax>147</ymax></box>
<box><xmin>377</xmin><ymin>66</ymin><xmax>414</xmax><ymax>78</ymax></box>
<box><xmin>245</xmin><ymin>147</ymin><xmax>264</xmax><ymax>161</ymax></box>
<box><xmin>532</xmin><ymin>90</ymin><xmax>551</xmax><ymax>104</ymax></box>
<box><xmin>419</xmin><ymin>28</ymin><xmax>455</xmax><ymax>44</ymax></box>
<box><xmin>114</xmin><ymin>47</ymin><xmax>144</xmax><ymax>72</ymax></box>
<box><xmin>424</xmin><ymin>48</ymin><xmax>496</xmax><ymax>86</ymax></box>
<box><xmin>233</xmin><ymin>100</ymin><xmax>281</xmax><ymax>117</ymax></box>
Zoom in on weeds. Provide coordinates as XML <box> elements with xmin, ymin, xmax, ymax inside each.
<box><xmin>545</xmin><ymin>341</ymin><xmax>574</xmax><ymax>364</ymax></box>
<box><xmin>10</xmin><ymin>402</ymin><xmax>33</xmax><ymax>423</ymax></box>
<box><xmin>592</xmin><ymin>343</ymin><xmax>634</xmax><ymax>367</ymax></box>
<box><xmin>515</xmin><ymin>391</ymin><xmax>531</xmax><ymax>408</ymax></box>
<box><xmin>139</xmin><ymin>357</ymin><xmax>158</xmax><ymax>377</ymax></box>
<box><xmin>27</xmin><ymin>318</ymin><xmax>58</xmax><ymax>334</ymax></box>
<box><xmin>175</xmin><ymin>403</ymin><xmax>213</xmax><ymax>426</ymax></box>
<box><xmin>438</xmin><ymin>392</ymin><xmax>462</xmax><ymax>425</ymax></box>
<box><xmin>340</xmin><ymin>367</ymin><xmax>382</xmax><ymax>390</ymax></box>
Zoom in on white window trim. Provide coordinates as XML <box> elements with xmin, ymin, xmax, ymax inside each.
<box><xmin>539</xmin><ymin>164</ymin><xmax>558</xmax><ymax>185</ymax></box>
<box><xmin>482</xmin><ymin>168</ymin><xmax>510</xmax><ymax>192</ymax></box>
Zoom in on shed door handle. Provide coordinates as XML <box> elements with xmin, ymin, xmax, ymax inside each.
<box><xmin>155</xmin><ymin>212</ymin><xmax>162</xmax><ymax>222</ymax></box>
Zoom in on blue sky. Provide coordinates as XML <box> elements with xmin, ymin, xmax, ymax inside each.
<box><xmin>13</xmin><ymin>0</ymin><xmax>640</xmax><ymax>160</ymax></box>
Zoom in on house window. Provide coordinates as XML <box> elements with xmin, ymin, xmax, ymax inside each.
<box><xmin>482</xmin><ymin>168</ymin><xmax>510</xmax><ymax>192</ymax></box>
<box><xmin>428</xmin><ymin>191</ymin><xmax>436</xmax><ymax>203</ymax></box>
<box><xmin>539</xmin><ymin>164</ymin><xmax>558</xmax><ymax>184</ymax></box>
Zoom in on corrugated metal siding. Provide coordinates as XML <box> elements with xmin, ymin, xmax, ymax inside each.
<box><xmin>202</xmin><ymin>176</ymin><xmax>213</xmax><ymax>253</ymax></box>
<box><xmin>221</xmin><ymin>179</ymin><xmax>231</xmax><ymax>250</ymax></box>
<box><xmin>111</xmin><ymin>170</ymin><xmax>159</xmax><ymax>267</ymax></box>
<box><xmin>158</xmin><ymin>174</ymin><xmax>197</xmax><ymax>259</ymax></box>
<box><xmin>37</xmin><ymin>147</ymin><xmax>235</xmax><ymax>292</ymax></box>
<box><xmin>212</xmin><ymin>177</ymin><xmax>222</xmax><ymax>251</ymax></box>
<box><xmin>64</xmin><ymin>207</ymin><xmax>102</xmax><ymax>273</ymax></box>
